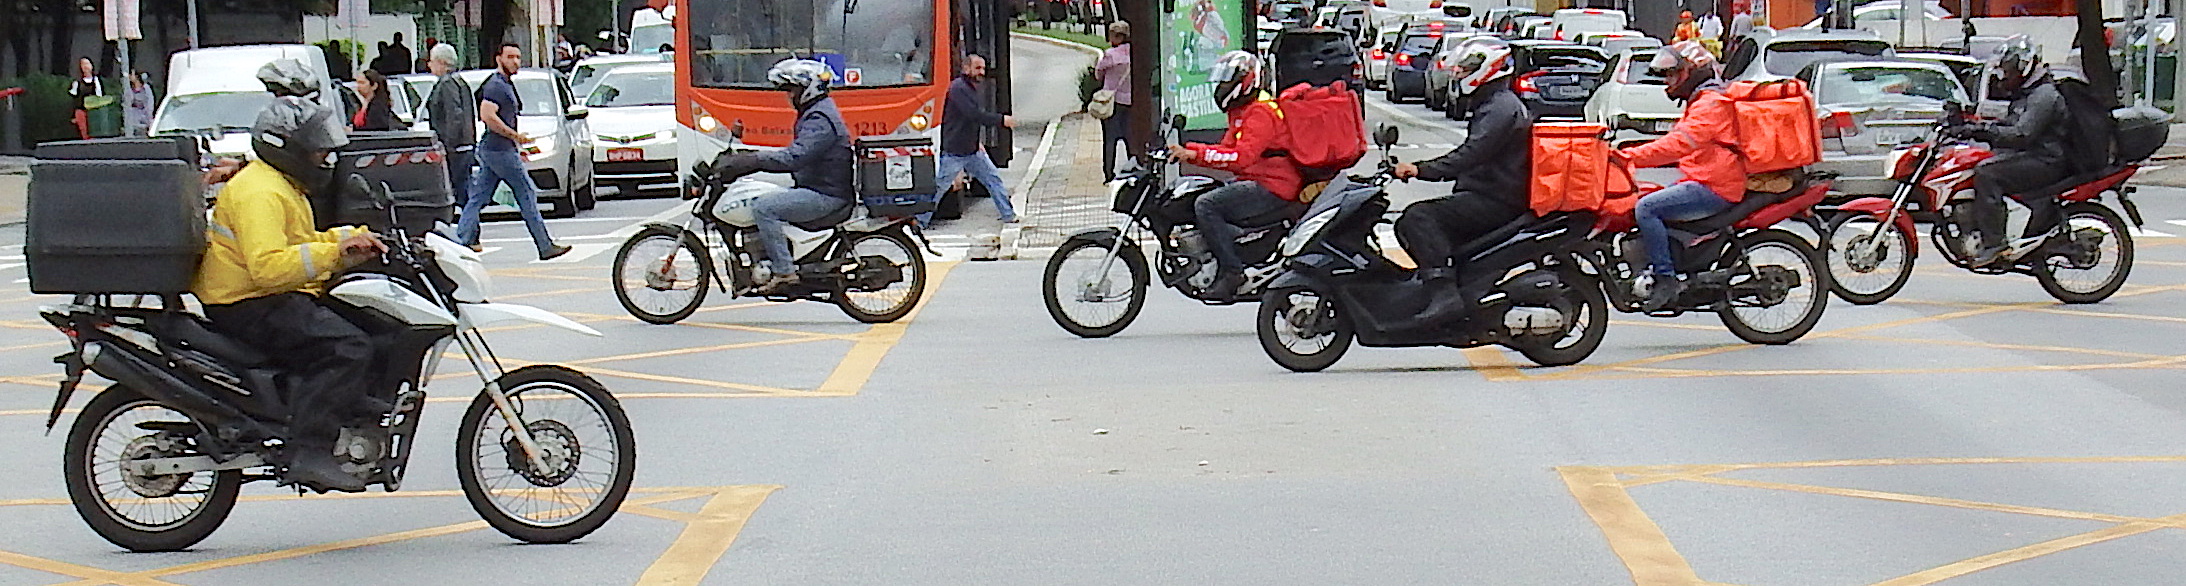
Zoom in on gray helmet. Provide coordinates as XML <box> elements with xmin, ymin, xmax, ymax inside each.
<box><xmin>1987</xmin><ymin>35</ymin><xmax>2047</xmax><ymax>99</ymax></box>
<box><xmin>767</xmin><ymin>58</ymin><xmax>834</xmax><ymax>110</ymax></box>
<box><xmin>251</xmin><ymin>95</ymin><xmax>348</xmax><ymax>192</ymax></box>
<box><xmin>256</xmin><ymin>58</ymin><xmax>321</xmax><ymax>98</ymax></box>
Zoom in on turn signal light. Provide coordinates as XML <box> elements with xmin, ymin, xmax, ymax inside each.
<box><xmin>1513</xmin><ymin>71</ymin><xmax>1543</xmax><ymax>93</ymax></box>
<box><xmin>1396</xmin><ymin>53</ymin><xmax>1412</xmax><ymax>67</ymax></box>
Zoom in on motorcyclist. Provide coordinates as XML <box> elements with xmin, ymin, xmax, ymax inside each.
<box><xmin>1167</xmin><ymin>51</ymin><xmax>1306</xmax><ymax>301</ymax></box>
<box><xmin>1391</xmin><ymin>38</ymin><xmax>1531</xmax><ymax>322</ymax></box>
<box><xmin>1948</xmin><ymin>36</ymin><xmax>2076</xmax><ymax>267</ymax></box>
<box><xmin>710</xmin><ymin>59</ymin><xmax>856</xmax><ymax>294</ymax></box>
<box><xmin>1614</xmin><ymin>40</ymin><xmax>1746</xmax><ymax>312</ymax></box>
<box><xmin>193</xmin><ymin>59</ymin><xmax>387</xmax><ymax>493</ymax></box>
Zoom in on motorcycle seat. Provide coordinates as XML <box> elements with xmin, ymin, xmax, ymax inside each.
<box><xmin>791</xmin><ymin>201</ymin><xmax>857</xmax><ymax>232</ymax></box>
<box><xmin>1455</xmin><ymin>212</ymin><xmax>1592</xmax><ymax>264</ymax></box>
<box><xmin>2024</xmin><ymin>165</ymin><xmax>2129</xmax><ymax>201</ymax></box>
<box><xmin>1665</xmin><ymin>172</ymin><xmax>1813</xmax><ymax>234</ymax></box>
<box><xmin>155</xmin><ymin>314</ymin><xmax>270</xmax><ymax>367</ymax></box>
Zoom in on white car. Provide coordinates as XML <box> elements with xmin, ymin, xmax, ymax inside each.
<box><xmin>1803</xmin><ymin>0</ymin><xmax>1953</xmax><ymax>29</ymax></box>
<box><xmin>1363</xmin><ymin>28</ymin><xmax>1401</xmax><ymax>89</ymax></box>
<box><xmin>394</xmin><ymin>73</ymin><xmax>440</xmax><ymax>132</ymax></box>
<box><xmin>439</xmin><ymin>68</ymin><xmax>597</xmax><ymax>217</ymax></box>
<box><xmin>570</xmin><ymin>53</ymin><xmax>668</xmax><ymax>99</ymax></box>
<box><xmin>1577</xmin><ymin>31</ymin><xmax>1661</xmax><ymax>56</ymax></box>
<box><xmin>150</xmin><ymin>45</ymin><xmax>338</xmax><ymax>158</ymax></box>
<box><xmin>584</xmin><ymin>63</ymin><xmax>679</xmax><ymax>198</ymax></box>
<box><xmin>1548</xmin><ymin>8</ymin><xmax>1626</xmax><ymax>42</ymax></box>
<box><xmin>1583</xmin><ymin>48</ymin><xmax>1680</xmax><ymax>139</ymax></box>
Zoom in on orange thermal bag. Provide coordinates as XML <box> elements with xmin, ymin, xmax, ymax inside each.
<box><xmin>1528</xmin><ymin>122</ymin><xmax>1613</xmax><ymax>216</ymax></box>
<box><xmin>1721</xmin><ymin>78</ymin><xmax>1823</xmax><ymax>173</ymax></box>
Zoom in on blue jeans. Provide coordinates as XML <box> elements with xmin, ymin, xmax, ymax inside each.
<box><xmin>754</xmin><ymin>187</ymin><xmax>849</xmax><ymax>274</ymax></box>
<box><xmin>1636</xmin><ymin>181</ymin><xmax>1732</xmax><ymax>277</ymax></box>
<box><xmin>456</xmin><ymin>147</ymin><xmax>555</xmax><ymax>256</ymax></box>
<box><xmin>921</xmin><ymin>151</ymin><xmax>1015</xmax><ymax>225</ymax></box>
<box><xmin>443</xmin><ymin>148</ymin><xmax>474</xmax><ymax>229</ymax></box>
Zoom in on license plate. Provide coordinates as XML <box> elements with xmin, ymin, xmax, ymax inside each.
<box><xmin>1550</xmin><ymin>86</ymin><xmax>1586</xmax><ymax>99</ymax></box>
<box><xmin>884</xmin><ymin>155</ymin><xmax>913</xmax><ymax>191</ymax></box>
<box><xmin>608</xmin><ymin>148</ymin><xmax>644</xmax><ymax>162</ymax></box>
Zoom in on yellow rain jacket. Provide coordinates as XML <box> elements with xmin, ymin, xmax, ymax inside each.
<box><xmin>192</xmin><ymin>162</ymin><xmax>373</xmax><ymax>306</ymax></box>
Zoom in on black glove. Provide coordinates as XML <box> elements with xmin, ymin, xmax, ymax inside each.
<box><xmin>708</xmin><ymin>152</ymin><xmax>763</xmax><ymax>183</ymax></box>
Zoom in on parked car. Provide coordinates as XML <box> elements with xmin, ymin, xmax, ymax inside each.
<box><xmin>585</xmin><ymin>63</ymin><xmax>680</xmax><ymax>199</ymax></box>
<box><xmin>1268</xmin><ymin>0</ymin><xmax>1313</xmax><ymax>24</ymax></box>
<box><xmin>1583</xmin><ymin>48</ymin><xmax>1680</xmax><ymax>136</ymax></box>
<box><xmin>1384</xmin><ymin>26</ymin><xmax>1445</xmax><ymax>103</ymax></box>
<box><xmin>439</xmin><ymin>68</ymin><xmax>598</xmax><ymax>217</ymax></box>
<box><xmin>1505</xmin><ymin>15</ymin><xmax>1550</xmax><ymax>38</ymax></box>
<box><xmin>393</xmin><ymin>73</ymin><xmax>441</xmax><ymax>131</ymax></box>
<box><xmin>1724</xmin><ymin>29</ymin><xmax>1894</xmax><ymax>80</ymax></box>
<box><xmin>1799</xmin><ymin>59</ymin><xmax>1970</xmax><ymax>198</ymax></box>
<box><xmin>1424</xmin><ymin>32</ymin><xmax>1490</xmax><ymax>113</ymax></box>
<box><xmin>1548</xmin><ymin>8</ymin><xmax>1627</xmax><ymax>41</ymax></box>
<box><xmin>150</xmin><ymin>45</ymin><xmax>339</xmax><ymax>158</ymax></box>
<box><xmin>1363</xmin><ymin>28</ymin><xmax>1402</xmax><ymax>89</ymax></box>
<box><xmin>1509</xmin><ymin>40</ymin><xmax>1608</xmax><ymax>119</ymax></box>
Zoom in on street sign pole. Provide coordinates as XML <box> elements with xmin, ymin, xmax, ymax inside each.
<box><xmin>186</xmin><ymin>0</ymin><xmax>199</xmax><ymax>49</ymax></box>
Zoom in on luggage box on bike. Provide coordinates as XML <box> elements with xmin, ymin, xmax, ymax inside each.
<box><xmin>25</xmin><ymin>137</ymin><xmax>207</xmax><ymax>295</ymax></box>
<box><xmin>324</xmin><ymin>131</ymin><xmax>455</xmax><ymax>234</ymax></box>
<box><xmin>853</xmin><ymin>136</ymin><xmax>939</xmax><ymax>219</ymax></box>
<box><xmin>1529</xmin><ymin>122</ymin><xmax>1618</xmax><ymax>216</ymax></box>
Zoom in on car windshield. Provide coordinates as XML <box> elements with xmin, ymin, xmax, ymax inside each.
<box><xmin>1766</xmin><ymin>41</ymin><xmax>1892</xmax><ymax>76</ymax></box>
<box><xmin>461</xmin><ymin>73</ymin><xmax>563</xmax><ymax>116</ymax></box>
<box><xmin>1815</xmin><ymin>66</ymin><xmax>1964</xmax><ymax>106</ymax></box>
<box><xmin>1524</xmin><ymin>48</ymin><xmax>1607</xmax><ymax>73</ymax></box>
<box><xmin>1401</xmin><ymin>34</ymin><xmax>1440</xmax><ymax>53</ymax></box>
<box><xmin>588</xmin><ymin>70</ymin><xmax>674</xmax><ymax>108</ymax></box>
<box><xmin>631</xmin><ymin>23</ymin><xmax>674</xmax><ymax>53</ymax></box>
<box><xmin>690</xmin><ymin>0</ymin><xmax>934</xmax><ymax>89</ymax></box>
<box><xmin>1622</xmin><ymin>51</ymin><xmax>1667</xmax><ymax>84</ymax></box>
<box><xmin>153</xmin><ymin>91</ymin><xmax>271</xmax><ymax>135</ymax></box>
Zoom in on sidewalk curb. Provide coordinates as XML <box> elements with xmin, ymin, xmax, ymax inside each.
<box><xmin>1009</xmin><ymin>32</ymin><xmax>1104</xmax><ymax>58</ymax></box>
<box><xmin>1003</xmin><ymin>117</ymin><xmax>1067</xmax><ymax>260</ymax></box>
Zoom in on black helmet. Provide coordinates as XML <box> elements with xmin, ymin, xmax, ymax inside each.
<box><xmin>1208</xmin><ymin>51</ymin><xmax>1265</xmax><ymax>111</ymax></box>
<box><xmin>256</xmin><ymin>58</ymin><xmax>322</xmax><ymax>98</ymax></box>
<box><xmin>250</xmin><ymin>94</ymin><xmax>348</xmax><ymax>193</ymax></box>
<box><xmin>1986</xmin><ymin>35</ymin><xmax>2047</xmax><ymax>99</ymax></box>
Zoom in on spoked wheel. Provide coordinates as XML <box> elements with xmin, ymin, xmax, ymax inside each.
<box><xmin>1041</xmin><ymin>238</ymin><xmax>1149</xmax><ymax>338</ymax></box>
<box><xmin>1508</xmin><ymin>270</ymin><xmax>1610</xmax><ymax>367</ymax></box>
<box><xmin>1257</xmin><ymin>286</ymin><xmax>1354</xmax><ymax>372</ymax></box>
<box><xmin>612</xmin><ymin>226</ymin><xmax>712</xmax><ymax>325</ymax></box>
<box><xmin>1719</xmin><ymin>230</ymin><xmax>1830</xmax><ymax>345</ymax></box>
<box><xmin>836</xmin><ymin>230</ymin><xmax>927</xmax><ymax>323</ymax></box>
<box><xmin>1824</xmin><ymin>213</ymin><xmax>1916</xmax><ymax>305</ymax></box>
<box><xmin>457</xmin><ymin>366</ymin><xmax>636</xmax><ymax>544</ymax></box>
<box><xmin>63</xmin><ymin>385</ymin><xmax>242</xmax><ymax>552</ymax></box>
<box><xmin>2035</xmin><ymin>204</ymin><xmax>2134</xmax><ymax>304</ymax></box>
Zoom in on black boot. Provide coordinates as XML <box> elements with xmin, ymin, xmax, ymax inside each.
<box><xmin>1641</xmin><ymin>274</ymin><xmax>1684</xmax><ymax>313</ymax></box>
<box><xmin>1412</xmin><ymin>267</ymin><xmax>1471</xmax><ymax>323</ymax></box>
<box><xmin>285</xmin><ymin>441</ymin><xmax>367</xmax><ymax>493</ymax></box>
<box><xmin>1206</xmin><ymin>271</ymin><xmax>1246</xmax><ymax>303</ymax></box>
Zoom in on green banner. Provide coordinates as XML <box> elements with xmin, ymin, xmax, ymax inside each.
<box><xmin>1166</xmin><ymin>0</ymin><xmax>1244</xmax><ymax>132</ymax></box>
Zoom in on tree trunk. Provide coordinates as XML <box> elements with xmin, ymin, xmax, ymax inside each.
<box><xmin>2076</xmin><ymin>0</ymin><xmax>2120</xmax><ymax>107</ymax></box>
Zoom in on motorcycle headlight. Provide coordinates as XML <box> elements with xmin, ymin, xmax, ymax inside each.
<box><xmin>1280</xmin><ymin>208</ymin><xmax>1340</xmax><ymax>258</ymax></box>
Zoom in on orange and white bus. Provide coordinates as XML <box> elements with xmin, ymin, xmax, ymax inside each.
<box><xmin>674</xmin><ymin>0</ymin><xmax>1005</xmax><ymax>176</ymax></box>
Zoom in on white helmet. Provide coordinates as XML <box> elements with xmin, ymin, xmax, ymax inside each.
<box><xmin>1448</xmin><ymin>38</ymin><xmax>1515</xmax><ymax>97</ymax></box>
<box><xmin>766</xmin><ymin>58</ymin><xmax>835</xmax><ymax>110</ymax></box>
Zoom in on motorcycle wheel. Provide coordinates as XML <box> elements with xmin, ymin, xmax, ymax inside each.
<box><xmin>612</xmin><ymin>226</ymin><xmax>712</xmax><ymax>325</ymax></box>
<box><xmin>836</xmin><ymin>230</ymin><xmax>927</xmax><ymax>323</ymax></box>
<box><xmin>2036</xmin><ymin>204</ymin><xmax>2134</xmax><ymax>304</ymax></box>
<box><xmin>1511</xmin><ymin>270</ymin><xmax>1610</xmax><ymax>367</ymax></box>
<box><xmin>1719</xmin><ymin>229</ymin><xmax>1830</xmax><ymax>345</ymax></box>
<box><xmin>1824</xmin><ymin>213</ymin><xmax>1916</xmax><ymax>305</ymax></box>
<box><xmin>63</xmin><ymin>384</ymin><xmax>242</xmax><ymax>552</ymax></box>
<box><xmin>1042</xmin><ymin>238</ymin><xmax>1149</xmax><ymax>338</ymax></box>
<box><xmin>457</xmin><ymin>366</ymin><xmax>636</xmax><ymax>544</ymax></box>
<box><xmin>1258</xmin><ymin>286</ymin><xmax>1354</xmax><ymax>372</ymax></box>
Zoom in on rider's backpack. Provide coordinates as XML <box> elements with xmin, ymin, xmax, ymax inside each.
<box><xmin>2052</xmin><ymin>77</ymin><xmax>2118</xmax><ymax>174</ymax></box>
<box><xmin>1719</xmin><ymin>79</ymin><xmax>1823</xmax><ymax>174</ymax></box>
<box><xmin>1273</xmin><ymin>81</ymin><xmax>1368</xmax><ymax>179</ymax></box>
<box><xmin>1528</xmin><ymin>122</ymin><xmax>1613</xmax><ymax>216</ymax></box>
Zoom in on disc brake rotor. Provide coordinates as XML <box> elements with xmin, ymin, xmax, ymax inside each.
<box><xmin>502</xmin><ymin>420</ymin><xmax>582</xmax><ymax>487</ymax></box>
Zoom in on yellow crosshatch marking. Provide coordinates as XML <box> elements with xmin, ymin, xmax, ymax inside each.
<box><xmin>0</xmin><ymin>485</ymin><xmax>779</xmax><ymax>586</ymax></box>
<box><xmin>1561</xmin><ymin>456</ymin><xmax>2186</xmax><ymax>586</ymax></box>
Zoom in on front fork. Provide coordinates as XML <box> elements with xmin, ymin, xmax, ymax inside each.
<box><xmin>1081</xmin><ymin>224</ymin><xmax>1140</xmax><ymax>302</ymax></box>
<box><xmin>451</xmin><ymin>328</ymin><xmax>555</xmax><ymax>475</ymax></box>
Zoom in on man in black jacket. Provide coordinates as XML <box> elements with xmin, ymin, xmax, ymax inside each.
<box><xmin>425</xmin><ymin>43</ymin><xmax>478</xmax><ymax>247</ymax></box>
<box><xmin>1951</xmin><ymin>36</ymin><xmax>2077</xmax><ymax>267</ymax></box>
<box><xmin>1391</xmin><ymin>39</ymin><xmax>1531</xmax><ymax>322</ymax></box>
<box><xmin>926</xmin><ymin>53</ymin><xmax>1018</xmax><ymax>226</ymax></box>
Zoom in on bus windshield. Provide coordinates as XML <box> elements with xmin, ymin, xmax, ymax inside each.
<box><xmin>689</xmin><ymin>0</ymin><xmax>935</xmax><ymax>90</ymax></box>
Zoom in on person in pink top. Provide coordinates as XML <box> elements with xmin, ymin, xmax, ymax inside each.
<box><xmin>1093</xmin><ymin>22</ymin><xmax>1134</xmax><ymax>180</ymax></box>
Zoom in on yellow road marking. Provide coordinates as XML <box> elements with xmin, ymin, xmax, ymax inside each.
<box><xmin>1874</xmin><ymin>514</ymin><xmax>2186</xmax><ymax>586</ymax></box>
<box><xmin>493</xmin><ymin>286</ymin><xmax>601</xmax><ymax>302</ymax></box>
<box><xmin>635</xmin><ymin>485</ymin><xmax>781</xmax><ymax>585</ymax></box>
<box><xmin>1460</xmin><ymin>347</ymin><xmax>1524</xmax><ymax>382</ymax></box>
<box><xmin>1582</xmin><ymin>455</ymin><xmax>2186</xmax><ymax>475</ymax></box>
<box><xmin>0</xmin><ymin>549</ymin><xmax>181</xmax><ymax>586</ymax></box>
<box><xmin>1557</xmin><ymin>467</ymin><xmax>1702</xmax><ymax>586</ymax></box>
<box><xmin>817</xmin><ymin>261</ymin><xmax>959</xmax><ymax>394</ymax></box>
<box><xmin>1683</xmin><ymin>476</ymin><xmax>2152</xmax><ymax>525</ymax></box>
<box><xmin>566</xmin><ymin>335</ymin><xmax>842</xmax><ymax>366</ymax></box>
<box><xmin>1827</xmin><ymin>333</ymin><xmax>2172</xmax><ymax>360</ymax></box>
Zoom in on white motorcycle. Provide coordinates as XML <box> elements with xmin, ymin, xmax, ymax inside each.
<box><xmin>610</xmin><ymin>149</ymin><xmax>930</xmax><ymax>324</ymax></box>
<box><xmin>40</xmin><ymin>182</ymin><xmax>636</xmax><ymax>552</ymax></box>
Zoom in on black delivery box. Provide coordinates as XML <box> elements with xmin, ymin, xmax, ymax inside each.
<box><xmin>325</xmin><ymin>131</ymin><xmax>455</xmax><ymax>234</ymax></box>
<box><xmin>854</xmin><ymin>135</ymin><xmax>940</xmax><ymax>218</ymax></box>
<box><xmin>27</xmin><ymin>138</ymin><xmax>208</xmax><ymax>295</ymax></box>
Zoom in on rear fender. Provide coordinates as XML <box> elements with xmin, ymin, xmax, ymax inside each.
<box><xmin>1835</xmin><ymin>197</ymin><xmax>1921</xmax><ymax>257</ymax></box>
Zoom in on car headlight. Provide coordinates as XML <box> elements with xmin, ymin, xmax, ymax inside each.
<box><xmin>1280</xmin><ymin>208</ymin><xmax>1340</xmax><ymax>258</ymax></box>
<box><xmin>525</xmin><ymin>136</ymin><xmax>559</xmax><ymax>161</ymax></box>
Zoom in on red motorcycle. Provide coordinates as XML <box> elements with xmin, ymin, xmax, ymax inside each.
<box><xmin>1583</xmin><ymin>170</ymin><xmax>1837</xmax><ymax>345</ymax></box>
<box><xmin>1826</xmin><ymin>120</ymin><xmax>2145</xmax><ymax>305</ymax></box>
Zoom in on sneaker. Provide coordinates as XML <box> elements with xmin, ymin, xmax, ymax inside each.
<box><xmin>468</xmin><ymin>244</ymin><xmax>484</xmax><ymax>253</ymax></box>
<box><xmin>1001</xmin><ymin>215</ymin><xmax>1022</xmax><ymax>224</ymax></box>
<box><xmin>285</xmin><ymin>447</ymin><xmax>367</xmax><ymax>493</ymax></box>
<box><xmin>538</xmin><ymin>244</ymin><xmax>573</xmax><ymax>261</ymax></box>
<box><xmin>1640</xmin><ymin>275</ymin><xmax>1684</xmax><ymax>313</ymax></box>
<box><xmin>754</xmin><ymin>272</ymin><xmax>801</xmax><ymax>296</ymax></box>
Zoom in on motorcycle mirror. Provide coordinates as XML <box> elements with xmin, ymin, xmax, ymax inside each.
<box><xmin>1374</xmin><ymin>124</ymin><xmax>1401</xmax><ymax>148</ymax></box>
<box><xmin>729</xmin><ymin>120</ymin><xmax>745</xmax><ymax>141</ymax></box>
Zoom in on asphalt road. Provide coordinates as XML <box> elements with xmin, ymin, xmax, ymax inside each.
<box><xmin>8</xmin><ymin>38</ymin><xmax>2186</xmax><ymax>586</ymax></box>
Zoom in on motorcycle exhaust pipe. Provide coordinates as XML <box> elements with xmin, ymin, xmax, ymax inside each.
<box><xmin>1503</xmin><ymin>307</ymin><xmax>1568</xmax><ymax>337</ymax></box>
<box><xmin>83</xmin><ymin>341</ymin><xmax>256</xmax><ymax>427</ymax></box>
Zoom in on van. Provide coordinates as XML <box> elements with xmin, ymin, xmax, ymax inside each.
<box><xmin>1550</xmin><ymin>8</ymin><xmax>1628</xmax><ymax>41</ymax></box>
<box><xmin>151</xmin><ymin>45</ymin><xmax>338</xmax><ymax>158</ymax></box>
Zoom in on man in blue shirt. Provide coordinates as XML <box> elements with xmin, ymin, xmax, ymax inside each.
<box><xmin>924</xmin><ymin>53</ymin><xmax>1017</xmax><ymax>226</ymax></box>
<box><xmin>455</xmin><ymin>43</ymin><xmax>571</xmax><ymax>261</ymax></box>
<box><xmin>709</xmin><ymin>59</ymin><xmax>856</xmax><ymax>294</ymax></box>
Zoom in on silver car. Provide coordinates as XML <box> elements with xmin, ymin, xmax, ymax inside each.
<box><xmin>1799</xmin><ymin>60</ymin><xmax>1969</xmax><ymax>197</ymax></box>
<box><xmin>441</xmin><ymin>68</ymin><xmax>598</xmax><ymax>217</ymax></box>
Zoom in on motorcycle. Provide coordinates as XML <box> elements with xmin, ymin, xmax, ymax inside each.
<box><xmin>1582</xmin><ymin>167</ymin><xmax>1836</xmax><ymax>345</ymax></box>
<box><xmin>1254</xmin><ymin>126</ymin><xmax>1610</xmax><ymax>372</ymax></box>
<box><xmin>611</xmin><ymin>141</ymin><xmax>931</xmax><ymax>325</ymax></box>
<box><xmin>41</xmin><ymin>180</ymin><xmax>636</xmax><ymax>552</ymax></box>
<box><xmin>1041</xmin><ymin>150</ymin><xmax>1296</xmax><ymax>338</ymax></box>
<box><xmin>1826</xmin><ymin>118</ymin><xmax>2143</xmax><ymax>305</ymax></box>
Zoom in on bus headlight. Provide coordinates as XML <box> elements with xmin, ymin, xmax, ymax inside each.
<box><xmin>907</xmin><ymin>115</ymin><xmax>931</xmax><ymax>132</ymax></box>
<box><xmin>697</xmin><ymin>113</ymin><xmax>720</xmax><ymax>133</ymax></box>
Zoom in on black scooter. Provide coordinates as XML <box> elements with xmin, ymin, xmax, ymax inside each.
<box><xmin>1255</xmin><ymin>126</ymin><xmax>1610</xmax><ymax>372</ymax></box>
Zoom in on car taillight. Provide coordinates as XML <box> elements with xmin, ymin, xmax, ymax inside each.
<box><xmin>1397</xmin><ymin>53</ymin><xmax>1412</xmax><ymax>67</ymax></box>
<box><xmin>1430</xmin><ymin>21</ymin><xmax>1444</xmax><ymax>31</ymax></box>
<box><xmin>1513</xmin><ymin>71</ymin><xmax>1543</xmax><ymax>93</ymax></box>
<box><xmin>1820</xmin><ymin>110</ymin><xmax>1861</xmax><ymax>139</ymax></box>
<box><xmin>1371</xmin><ymin>49</ymin><xmax>1386</xmax><ymax>60</ymax></box>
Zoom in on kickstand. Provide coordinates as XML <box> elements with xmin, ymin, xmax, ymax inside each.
<box><xmin>907</xmin><ymin>221</ymin><xmax>943</xmax><ymax>257</ymax></box>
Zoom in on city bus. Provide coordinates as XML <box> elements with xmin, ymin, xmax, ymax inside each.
<box><xmin>673</xmin><ymin>0</ymin><xmax>1011</xmax><ymax>180</ymax></box>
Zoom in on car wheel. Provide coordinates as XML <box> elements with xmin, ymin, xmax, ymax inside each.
<box><xmin>576</xmin><ymin>182</ymin><xmax>597</xmax><ymax>211</ymax></box>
